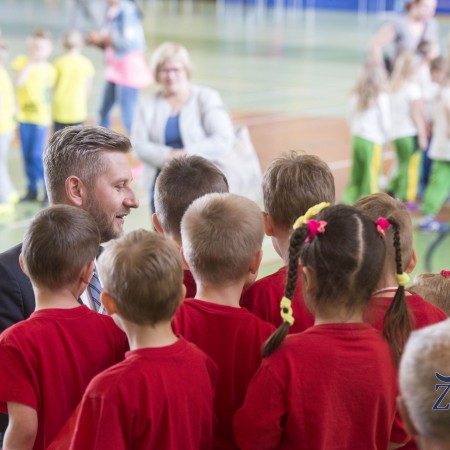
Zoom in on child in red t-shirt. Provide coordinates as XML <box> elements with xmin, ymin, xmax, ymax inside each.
<box><xmin>153</xmin><ymin>154</ymin><xmax>229</xmax><ymax>298</ymax></box>
<box><xmin>240</xmin><ymin>151</ymin><xmax>335</xmax><ymax>333</ymax></box>
<box><xmin>173</xmin><ymin>193</ymin><xmax>275</xmax><ymax>449</ymax></box>
<box><xmin>399</xmin><ymin>320</ymin><xmax>450</xmax><ymax>450</ymax></box>
<box><xmin>356</xmin><ymin>193</ymin><xmax>447</xmax><ymax>450</ymax></box>
<box><xmin>69</xmin><ymin>229</ymin><xmax>217</xmax><ymax>450</ymax></box>
<box><xmin>0</xmin><ymin>205</ymin><xmax>127</xmax><ymax>450</ymax></box>
<box><xmin>234</xmin><ymin>204</ymin><xmax>409</xmax><ymax>450</ymax></box>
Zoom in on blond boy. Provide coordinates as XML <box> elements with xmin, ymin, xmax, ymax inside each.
<box><xmin>70</xmin><ymin>230</ymin><xmax>217</xmax><ymax>450</ymax></box>
<box><xmin>173</xmin><ymin>193</ymin><xmax>275</xmax><ymax>449</ymax></box>
<box><xmin>241</xmin><ymin>151</ymin><xmax>335</xmax><ymax>332</ymax></box>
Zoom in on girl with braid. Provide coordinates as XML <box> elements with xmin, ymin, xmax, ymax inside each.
<box><xmin>234</xmin><ymin>204</ymin><xmax>408</xmax><ymax>450</ymax></box>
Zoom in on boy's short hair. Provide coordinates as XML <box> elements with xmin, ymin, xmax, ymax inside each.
<box><xmin>154</xmin><ymin>155</ymin><xmax>229</xmax><ymax>240</ymax></box>
<box><xmin>22</xmin><ymin>205</ymin><xmax>99</xmax><ymax>289</ymax></box>
<box><xmin>98</xmin><ymin>230</ymin><xmax>183</xmax><ymax>326</ymax></box>
<box><xmin>262</xmin><ymin>151</ymin><xmax>335</xmax><ymax>229</ymax></box>
<box><xmin>181</xmin><ymin>193</ymin><xmax>264</xmax><ymax>286</ymax></box>
<box><xmin>410</xmin><ymin>272</ymin><xmax>450</xmax><ymax>315</ymax></box>
<box><xmin>430</xmin><ymin>56</ymin><xmax>445</xmax><ymax>73</ymax></box>
<box><xmin>399</xmin><ymin>320</ymin><xmax>450</xmax><ymax>441</ymax></box>
<box><xmin>63</xmin><ymin>29</ymin><xmax>83</xmax><ymax>50</ymax></box>
<box><xmin>355</xmin><ymin>193</ymin><xmax>413</xmax><ymax>273</ymax></box>
<box><xmin>30</xmin><ymin>29</ymin><xmax>52</xmax><ymax>40</ymax></box>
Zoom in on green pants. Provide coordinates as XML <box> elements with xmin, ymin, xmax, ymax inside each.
<box><xmin>343</xmin><ymin>136</ymin><xmax>382</xmax><ymax>205</ymax></box>
<box><xmin>387</xmin><ymin>136</ymin><xmax>422</xmax><ymax>202</ymax></box>
<box><xmin>422</xmin><ymin>160</ymin><xmax>450</xmax><ymax>216</ymax></box>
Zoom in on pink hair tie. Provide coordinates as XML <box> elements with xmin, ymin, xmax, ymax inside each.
<box><xmin>376</xmin><ymin>217</ymin><xmax>391</xmax><ymax>238</ymax></box>
<box><xmin>305</xmin><ymin>220</ymin><xmax>327</xmax><ymax>243</ymax></box>
<box><xmin>440</xmin><ymin>270</ymin><xmax>450</xmax><ymax>278</ymax></box>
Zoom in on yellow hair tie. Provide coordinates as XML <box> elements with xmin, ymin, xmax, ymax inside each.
<box><xmin>293</xmin><ymin>202</ymin><xmax>331</xmax><ymax>230</ymax></box>
<box><xmin>280</xmin><ymin>296</ymin><xmax>295</xmax><ymax>326</ymax></box>
<box><xmin>396</xmin><ymin>272</ymin><xmax>410</xmax><ymax>287</ymax></box>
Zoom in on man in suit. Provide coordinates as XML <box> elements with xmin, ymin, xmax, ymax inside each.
<box><xmin>0</xmin><ymin>125</ymin><xmax>139</xmax><ymax>442</ymax></box>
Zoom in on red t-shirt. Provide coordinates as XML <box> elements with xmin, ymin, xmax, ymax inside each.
<box><xmin>365</xmin><ymin>293</ymin><xmax>447</xmax><ymax>330</ymax></box>
<box><xmin>0</xmin><ymin>306</ymin><xmax>127</xmax><ymax>450</ymax></box>
<box><xmin>183</xmin><ymin>269</ymin><xmax>197</xmax><ymax>298</ymax></box>
<box><xmin>365</xmin><ymin>292</ymin><xmax>447</xmax><ymax>450</ymax></box>
<box><xmin>241</xmin><ymin>265</ymin><xmax>314</xmax><ymax>333</ymax></box>
<box><xmin>69</xmin><ymin>337</ymin><xmax>217</xmax><ymax>450</ymax></box>
<box><xmin>234</xmin><ymin>323</ymin><xmax>408</xmax><ymax>450</ymax></box>
<box><xmin>172</xmin><ymin>299</ymin><xmax>275</xmax><ymax>450</ymax></box>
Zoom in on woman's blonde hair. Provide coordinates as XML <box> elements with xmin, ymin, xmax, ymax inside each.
<box><xmin>390</xmin><ymin>51</ymin><xmax>419</xmax><ymax>92</ymax></box>
<box><xmin>150</xmin><ymin>42</ymin><xmax>192</xmax><ymax>81</ymax></box>
<box><xmin>353</xmin><ymin>62</ymin><xmax>387</xmax><ymax>111</ymax></box>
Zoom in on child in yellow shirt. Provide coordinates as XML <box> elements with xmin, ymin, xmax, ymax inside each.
<box><xmin>0</xmin><ymin>39</ymin><xmax>18</xmax><ymax>215</ymax></box>
<box><xmin>13</xmin><ymin>29</ymin><xmax>56</xmax><ymax>203</ymax></box>
<box><xmin>53</xmin><ymin>30</ymin><xmax>95</xmax><ymax>132</ymax></box>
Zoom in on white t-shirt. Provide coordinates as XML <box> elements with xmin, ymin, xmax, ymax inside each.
<box><xmin>417</xmin><ymin>64</ymin><xmax>439</xmax><ymax>123</ymax></box>
<box><xmin>349</xmin><ymin>92</ymin><xmax>391</xmax><ymax>145</ymax></box>
<box><xmin>390</xmin><ymin>83</ymin><xmax>422</xmax><ymax>140</ymax></box>
<box><xmin>429</xmin><ymin>86</ymin><xmax>450</xmax><ymax>161</ymax></box>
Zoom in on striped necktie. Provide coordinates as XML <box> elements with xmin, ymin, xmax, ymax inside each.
<box><xmin>88</xmin><ymin>269</ymin><xmax>106</xmax><ymax>314</ymax></box>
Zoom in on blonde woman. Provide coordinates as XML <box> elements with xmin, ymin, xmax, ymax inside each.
<box><xmin>387</xmin><ymin>51</ymin><xmax>427</xmax><ymax>203</ymax></box>
<box><xmin>343</xmin><ymin>62</ymin><xmax>390</xmax><ymax>204</ymax></box>
<box><xmin>131</xmin><ymin>42</ymin><xmax>234</xmax><ymax>212</ymax></box>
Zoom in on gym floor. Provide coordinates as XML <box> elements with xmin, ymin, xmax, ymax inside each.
<box><xmin>1</xmin><ymin>0</ymin><xmax>449</xmax><ymax>276</ymax></box>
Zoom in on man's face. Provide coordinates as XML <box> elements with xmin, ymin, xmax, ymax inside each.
<box><xmin>84</xmin><ymin>152</ymin><xmax>139</xmax><ymax>243</ymax></box>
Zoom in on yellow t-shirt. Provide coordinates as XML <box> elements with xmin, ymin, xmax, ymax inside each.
<box><xmin>53</xmin><ymin>53</ymin><xmax>95</xmax><ymax>124</ymax></box>
<box><xmin>12</xmin><ymin>55</ymin><xmax>57</xmax><ymax>126</ymax></box>
<box><xmin>0</xmin><ymin>67</ymin><xmax>16</xmax><ymax>134</ymax></box>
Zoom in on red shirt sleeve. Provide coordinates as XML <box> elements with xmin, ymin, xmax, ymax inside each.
<box><xmin>69</xmin><ymin>395</ymin><xmax>131</xmax><ymax>450</ymax></box>
<box><xmin>234</xmin><ymin>361</ymin><xmax>286</xmax><ymax>450</ymax></box>
<box><xmin>0</xmin><ymin>344</ymin><xmax>37</xmax><ymax>412</ymax></box>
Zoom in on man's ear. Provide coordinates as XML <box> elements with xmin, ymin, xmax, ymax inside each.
<box><xmin>397</xmin><ymin>396</ymin><xmax>418</xmax><ymax>437</ymax></box>
<box><xmin>65</xmin><ymin>176</ymin><xmax>87</xmax><ymax>207</ymax></box>
<box><xmin>405</xmin><ymin>249</ymin><xmax>417</xmax><ymax>274</ymax></box>
<box><xmin>152</xmin><ymin>213</ymin><xmax>164</xmax><ymax>234</ymax></box>
<box><xmin>101</xmin><ymin>291</ymin><xmax>119</xmax><ymax>316</ymax></box>
<box><xmin>263</xmin><ymin>212</ymin><xmax>275</xmax><ymax>237</ymax></box>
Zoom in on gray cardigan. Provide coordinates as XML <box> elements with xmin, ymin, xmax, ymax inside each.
<box><xmin>131</xmin><ymin>85</ymin><xmax>235</xmax><ymax>189</ymax></box>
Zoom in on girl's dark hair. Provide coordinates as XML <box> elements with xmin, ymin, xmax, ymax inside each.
<box><xmin>263</xmin><ymin>205</ymin><xmax>386</xmax><ymax>357</ymax></box>
<box><xmin>382</xmin><ymin>218</ymin><xmax>412</xmax><ymax>365</ymax></box>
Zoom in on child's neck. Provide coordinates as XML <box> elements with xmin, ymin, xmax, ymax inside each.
<box><xmin>417</xmin><ymin>436</ymin><xmax>450</xmax><ymax>450</ymax></box>
<box><xmin>373</xmin><ymin>272</ymin><xmax>401</xmax><ymax>296</ymax></box>
<box><xmin>123</xmin><ymin>321</ymin><xmax>178</xmax><ymax>351</ymax></box>
<box><xmin>34</xmin><ymin>286</ymin><xmax>82</xmax><ymax>310</ymax></box>
<box><xmin>196</xmin><ymin>282</ymin><xmax>244</xmax><ymax>308</ymax></box>
<box><xmin>314</xmin><ymin>305</ymin><xmax>364</xmax><ymax>325</ymax></box>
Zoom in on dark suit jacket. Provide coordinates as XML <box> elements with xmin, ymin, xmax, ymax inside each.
<box><xmin>0</xmin><ymin>243</ymin><xmax>35</xmax><ymax>434</ymax></box>
<box><xmin>0</xmin><ymin>243</ymin><xmax>35</xmax><ymax>333</ymax></box>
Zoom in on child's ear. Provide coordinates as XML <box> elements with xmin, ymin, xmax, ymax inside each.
<box><xmin>152</xmin><ymin>213</ymin><xmax>164</xmax><ymax>234</ymax></box>
<box><xmin>65</xmin><ymin>176</ymin><xmax>87</xmax><ymax>207</ymax></box>
<box><xmin>405</xmin><ymin>249</ymin><xmax>417</xmax><ymax>274</ymax></box>
<box><xmin>397</xmin><ymin>396</ymin><xmax>418</xmax><ymax>437</ymax></box>
<box><xmin>19</xmin><ymin>254</ymin><xmax>28</xmax><ymax>276</ymax></box>
<box><xmin>80</xmin><ymin>261</ymin><xmax>95</xmax><ymax>285</ymax></box>
<box><xmin>263</xmin><ymin>212</ymin><xmax>275</xmax><ymax>237</ymax></box>
<box><xmin>302</xmin><ymin>266</ymin><xmax>317</xmax><ymax>296</ymax></box>
<box><xmin>250</xmin><ymin>249</ymin><xmax>263</xmax><ymax>275</ymax></box>
<box><xmin>101</xmin><ymin>291</ymin><xmax>119</xmax><ymax>316</ymax></box>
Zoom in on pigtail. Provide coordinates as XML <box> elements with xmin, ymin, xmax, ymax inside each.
<box><xmin>382</xmin><ymin>217</ymin><xmax>412</xmax><ymax>365</ymax></box>
<box><xmin>262</xmin><ymin>227</ymin><xmax>308</xmax><ymax>357</ymax></box>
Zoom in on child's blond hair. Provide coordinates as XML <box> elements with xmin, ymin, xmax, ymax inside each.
<box><xmin>410</xmin><ymin>272</ymin><xmax>450</xmax><ymax>315</ymax></box>
<box><xmin>353</xmin><ymin>61</ymin><xmax>388</xmax><ymax>111</ymax></box>
<box><xmin>390</xmin><ymin>51</ymin><xmax>419</xmax><ymax>92</ymax></box>
<box><xmin>63</xmin><ymin>29</ymin><xmax>84</xmax><ymax>50</ymax></box>
<box><xmin>181</xmin><ymin>193</ymin><xmax>264</xmax><ymax>286</ymax></box>
<box><xmin>399</xmin><ymin>320</ymin><xmax>450</xmax><ymax>441</ymax></box>
<box><xmin>262</xmin><ymin>151</ymin><xmax>335</xmax><ymax>230</ymax></box>
<box><xmin>98</xmin><ymin>230</ymin><xmax>183</xmax><ymax>326</ymax></box>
